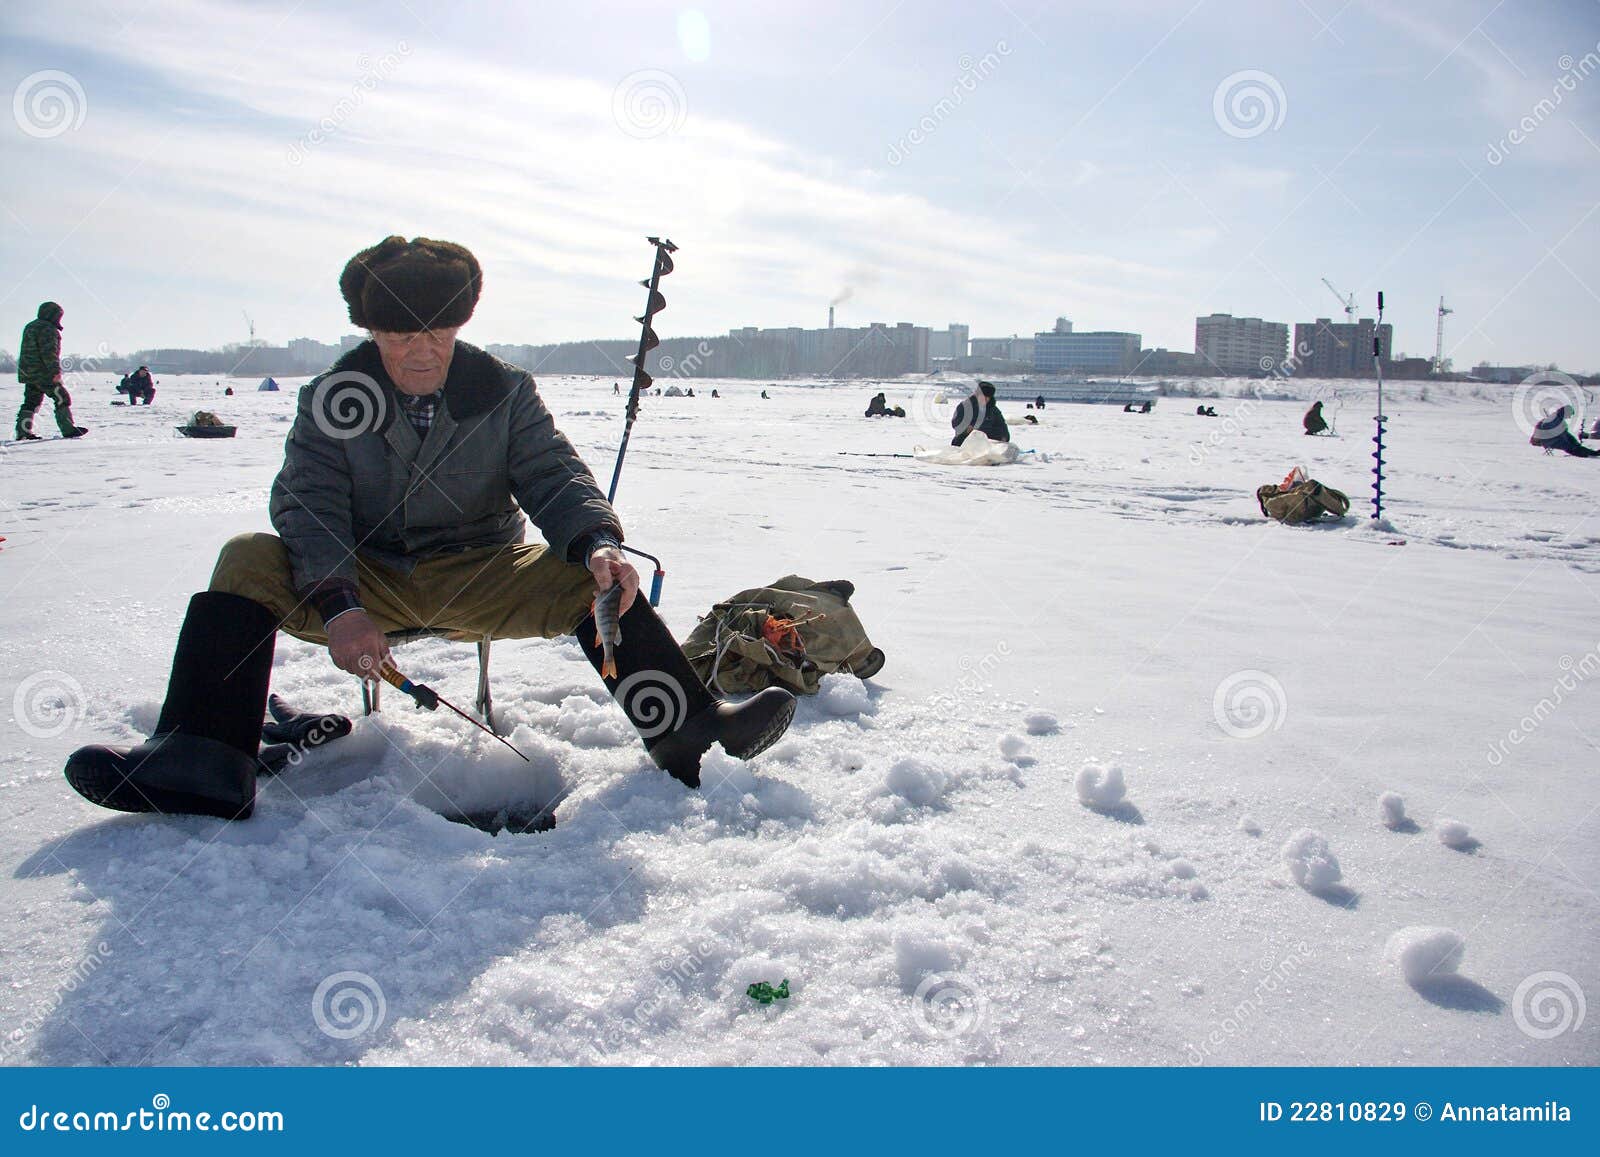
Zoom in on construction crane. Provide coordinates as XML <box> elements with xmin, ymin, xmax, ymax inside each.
<box><xmin>1432</xmin><ymin>296</ymin><xmax>1453</xmax><ymax>375</ymax></box>
<box><xmin>1320</xmin><ymin>278</ymin><xmax>1357</xmax><ymax>323</ymax></box>
<box><xmin>242</xmin><ymin>310</ymin><xmax>257</xmax><ymax>347</ymax></box>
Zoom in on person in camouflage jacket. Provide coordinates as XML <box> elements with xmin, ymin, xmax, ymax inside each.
<box><xmin>15</xmin><ymin>301</ymin><xmax>85</xmax><ymax>439</ymax></box>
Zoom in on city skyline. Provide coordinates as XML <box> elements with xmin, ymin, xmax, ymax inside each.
<box><xmin>3</xmin><ymin>1</ymin><xmax>1598</xmax><ymax>370</ymax></box>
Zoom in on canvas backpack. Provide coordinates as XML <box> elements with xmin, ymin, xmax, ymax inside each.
<box><xmin>682</xmin><ymin>575</ymin><xmax>885</xmax><ymax>696</ymax></box>
<box><xmin>1256</xmin><ymin>478</ymin><xmax>1350</xmax><ymax>524</ymax></box>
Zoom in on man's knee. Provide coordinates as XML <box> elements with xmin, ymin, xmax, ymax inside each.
<box><xmin>210</xmin><ymin>532</ymin><xmax>293</xmax><ymax>601</ymax></box>
<box><xmin>480</xmin><ymin>548</ymin><xmax>596</xmax><ymax>639</ymax></box>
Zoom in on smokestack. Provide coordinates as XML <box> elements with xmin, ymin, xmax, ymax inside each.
<box><xmin>829</xmin><ymin>305</ymin><xmax>834</xmax><ymax>330</ymax></box>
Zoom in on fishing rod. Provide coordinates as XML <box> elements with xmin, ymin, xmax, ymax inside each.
<box><xmin>608</xmin><ymin>236</ymin><xmax>676</xmax><ymax>505</ymax></box>
<box><xmin>837</xmin><ymin>451</ymin><xmax>915</xmax><ymax>459</ymax></box>
<box><xmin>378</xmin><ymin>664</ymin><xmax>530</xmax><ymax>762</ymax></box>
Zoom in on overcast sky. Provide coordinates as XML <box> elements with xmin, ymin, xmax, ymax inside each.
<box><xmin>2</xmin><ymin>0</ymin><xmax>1597</xmax><ymax>370</ymax></box>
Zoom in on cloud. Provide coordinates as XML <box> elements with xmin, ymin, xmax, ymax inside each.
<box><xmin>2</xmin><ymin>0</ymin><xmax>1172</xmax><ymax>350</ymax></box>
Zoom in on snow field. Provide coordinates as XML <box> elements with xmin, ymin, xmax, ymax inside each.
<box><xmin>1</xmin><ymin>372</ymin><xmax>1596</xmax><ymax>1065</ymax></box>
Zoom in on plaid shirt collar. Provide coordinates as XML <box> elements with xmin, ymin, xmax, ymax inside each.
<box><xmin>397</xmin><ymin>390</ymin><xmax>439</xmax><ymax>439</ymax></box>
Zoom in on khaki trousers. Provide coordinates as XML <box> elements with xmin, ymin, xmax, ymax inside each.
<box><xmin>208</xmin><ymin>532</ymin><xmax>596</xmax><ymax>644</ymax></box>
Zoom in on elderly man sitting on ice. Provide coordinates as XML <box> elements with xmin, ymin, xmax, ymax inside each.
<box><xmin>64</xmin><ymin>235</ymin><xmax>796</xmax><ymax>821</ymax></box>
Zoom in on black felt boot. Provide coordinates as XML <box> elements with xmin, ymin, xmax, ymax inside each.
<box><xmin>577</xmin><ymin>597</ymin><xmax>796</xmax><ymax>788</ymax></box>
<box><xmin>64</xmin><ymin>592</ymin><xmax>276</xmax><ymax>819</ymax></box>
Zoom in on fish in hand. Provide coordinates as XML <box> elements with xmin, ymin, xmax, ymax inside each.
<box><xmin>593</xmin><ymin>582</ymin><xmax>624</xmax><ymax>679</ymax></box>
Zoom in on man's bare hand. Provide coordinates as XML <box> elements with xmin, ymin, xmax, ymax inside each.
<box><xmin>589</xmin><ymin>546</ymin><xmax>641</xmax><ymax>616</ymax></box>
<box><xmin>327</xmin><ymin>609</ymin><xmax>390</xmax><ymax>681</ymax></box>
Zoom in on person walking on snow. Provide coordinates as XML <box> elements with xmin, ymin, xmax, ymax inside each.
<box><xmin>62</xmin><ymin>235</ymin><xmax>796</xmax><ymax>822</ymax></box>
<box><xmin>15</xmin><ymin>301</ymin><xmax>86</xmax><ymax>440</ymax></box>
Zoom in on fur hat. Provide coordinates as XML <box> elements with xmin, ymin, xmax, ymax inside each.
<box><xmin>977</xmin><ymin>380</ymin><xmax>996</xmax><ymax>399</ymax></box>
<box><xmin>339</xmin><ymin>236</ymin><xmax>482</xmax><ymax>333</ymax></box>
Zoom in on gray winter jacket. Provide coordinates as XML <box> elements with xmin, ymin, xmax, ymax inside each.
<box><xmin>269</xmin><ymin>341</ymin><xmax>621</xmax><ymax>596</ymax></box>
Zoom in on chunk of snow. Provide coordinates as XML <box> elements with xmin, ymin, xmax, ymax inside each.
<box><xmin>1386</xmin><ymin>926</ymin><xmax>1465</xmax><ymax>984</ymax></box>
<box><xmin>816</xmin><ymin>673</ymin><xmax>872</xmax><ymax>716</ymax></box>
<box><xmin>1238</xmin><ymin>815</ymin><xmax>1262</xmax><ymax>837</ymax></box>
<box><xmin>884</xmin><ymin>757</ymin><xmax>949</xmax><ymax>807</ymax></box>
<box><xmin>998</xmin><ymin>734</ymin><xmax>1028</xmax><ymax>759</ymax></box>
<box><xmin>1023</xmin><ymin>711</ymin><xmax>1059</xmax><ymax>735</ymax></box>
<box><xmin>1379</xmin><ymin>792</ymin><xmax>1408</xmax><ymax>829</ymax></box>
<box><xmin>1169</xmin><ymin>858</ymin><xmax>1197</xmax><ymax>879</ymax></box>
<box><xmin>1075</xmin><ymin>762</ymin><xmax>1126</xmax><ymax>809</ymax></box>
<box><xmin>1281</xmin><ymin>829</ymin><xmax>1342</xmax><ymax>892</ymax></box>
<box><xmin>892</xmin><ymin>931</ymin><xmax>961</xmax><ymax>994</ymax></box>
<box><xmin>1436</xmin><ymin>818</ymin><xmax>1473</xmax><ymax>849</ymax></box>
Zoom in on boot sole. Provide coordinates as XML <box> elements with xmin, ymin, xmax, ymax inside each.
<box><xmin>64</xmin><ymin>736</ymin><xmax>256</xmax><ymax>820</ymax></box>
<box><xmin>66</xmin><ymin>758</ymin><xmax>254</xmax><ymax>820</ymax></box>
<box><xmin>724</xmin><ymin>695</ymin><xmax>797</xmax><ymax>761</ymax></box>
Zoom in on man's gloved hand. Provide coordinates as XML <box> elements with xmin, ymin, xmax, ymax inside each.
<box><xmin>326</xmin><ymin>609</ymin><xmax>391</xmax><ymax>681</ymax></box>
<box><xmin>588</xmin><ymin>545</ymin><xmax>640</xmax><ymax>616</ymax></box>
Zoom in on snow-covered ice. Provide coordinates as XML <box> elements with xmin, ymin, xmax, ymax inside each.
<box><xmin>2</xmin><ymin>373</ymin><xmax>1597</xmax><ymax>1066</ymax></box>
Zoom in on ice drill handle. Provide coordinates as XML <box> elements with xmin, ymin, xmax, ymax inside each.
<box><xmin>649</xmin><ymin>568</ymin><xmax>664</xmax><ymax>607</ymax></box>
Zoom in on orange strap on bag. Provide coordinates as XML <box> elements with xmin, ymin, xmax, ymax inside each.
<box><xmin>762</xmin><ymin>615</ymin><xmax>805</xmax><ymax>654</ymax></box>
